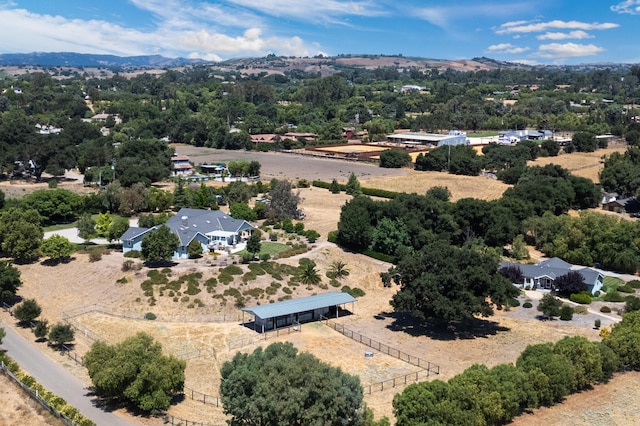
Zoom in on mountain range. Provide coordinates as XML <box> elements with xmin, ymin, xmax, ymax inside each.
<box><xmin>0</xmin><ymin>52</ymin><xmax>631</xmax><ymax>74</ymax></box>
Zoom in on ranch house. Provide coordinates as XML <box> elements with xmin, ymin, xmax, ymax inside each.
<box><xmin>500</xmin><ymin>257</ymin><xmax>604</xmax><ymax>295</ymax></box>
<box><xmin>120</xmin><ymin>208</ymin><xmax>255</xmax><ymax>259</ymax></box>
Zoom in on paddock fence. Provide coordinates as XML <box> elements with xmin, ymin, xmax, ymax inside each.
<box><xmin>62</xmin><ymin>304</ymin><xmax>240</xmax><ymax>324</ymax></box>
<box><xmin>321</xmin><ymin>316</ymin><xmax>439</xmax><ymax>375</ymax></box>
<box><xmin>363</xmin><ymin>368</ymin><xmax>434</xmax><ymax>395</ymax></box>
<box><xmin>227</xmin><ymin>321</ymin><xmax>301</xmax><ymax>351</ymax></box>
<box><xmin>162</xmin><ymin>414</ymin><xmax>217</xmax><ymax>426</ymax></box>
<box><xmin>182</xmin><ymin>386</ymin><xmax>222</xmax><ymax>407</ymax></box>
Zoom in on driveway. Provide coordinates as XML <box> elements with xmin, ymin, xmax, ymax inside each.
<box><xmin>0</xmin><ymin>318</ymin><xmax>138</xmax><ymax>425</ymax></box>
<box><xmin>44</xmin><ymin>227</ymin><xmax>110</xmax><ymax>245</ymax></box>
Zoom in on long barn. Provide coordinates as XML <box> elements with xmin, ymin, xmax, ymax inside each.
<box><xmin>241</xmin><ymin>292</ymin><xmax>356</xmax><ymax>333</ymax></box>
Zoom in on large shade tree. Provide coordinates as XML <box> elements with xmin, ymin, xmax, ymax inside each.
<box><xmin>84</xmin><ymin>332</ymin><xmax>185</xmax><ymax>411</ymax></box>
<box><xmin>141</xmin><ymin>225</ymin><xmax>180</xmax><ymax>263</ymax></box>
<box><xmin>388</xmin><ymin>239</ymin><xmax>518</xmax><ymax>322</ymax></box>
<box><xmin>220</xmin><ymin>342</ymin><xmax>364</xmax><ymax>426</ymax></box>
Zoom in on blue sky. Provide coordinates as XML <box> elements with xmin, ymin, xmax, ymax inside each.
<box><xmin>1</xmin><ymin>0</ymin><xmax>639</xmax><ymax>64</ymax></box>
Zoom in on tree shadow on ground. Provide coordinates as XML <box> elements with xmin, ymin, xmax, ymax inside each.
<box><xmin>144</xmin><ymin>260</ymin><xmax>178</xmax><ymax>268</ymax></box>
<box><xmin>381</xmin><ymin>311</ymin><xmax>510</xmax><ymax>341</ymax></box>
<box><xmin>40</xmin><ymin>257</ymin><xmax>75</xmax><ymax>267</ymax></box>
<box><xmin>87</xmin><ymin>388</ymin><xmax>184</xmax><ymax>419</ymax></box>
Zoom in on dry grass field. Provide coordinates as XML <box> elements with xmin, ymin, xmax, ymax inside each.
<box><xmin>529</xmin><ymin>144</ymin><xmax>627</xmax><ymax>183</ymax></box>
<box><xmin>0</xmin><ymin>373</ymin><xmax>67</xmax><ymax>426</ymax></box>
<box><xmin>3</xmin><ymin>146</ymin><xmax>639</xmax><ymax>425</ymax></box>
<box><xmin>361</xmin><ymin>169</ymin><xmax>511</xmax><ymax>201</ymax></box>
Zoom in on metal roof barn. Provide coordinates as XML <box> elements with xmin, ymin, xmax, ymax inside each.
<box><xmin>241</xmin><ymin>292</ymin><xmax>356</xmax><ymax>333</ymax></box>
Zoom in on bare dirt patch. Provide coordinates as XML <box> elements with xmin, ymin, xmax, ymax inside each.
<box><xmin>0</xmin><ymin>372</ymin><xmax>66</xmax><ymax>426</ymax></box>
<box><xmin>172</xmin><ymin>145</ymin><xmax>406</xmax><ymax>182</ymax></box>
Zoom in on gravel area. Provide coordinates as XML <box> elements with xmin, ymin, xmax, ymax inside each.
<box><xmin>505</xmin><ymin>290</ymin><xmax>621</xmax><ymax>330</ymax></box>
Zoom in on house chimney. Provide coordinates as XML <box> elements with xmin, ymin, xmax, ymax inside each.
<box><xmin>181</xmin><ymin>216</ymin><xmax>188</xmax><ymax>227</ymax></box>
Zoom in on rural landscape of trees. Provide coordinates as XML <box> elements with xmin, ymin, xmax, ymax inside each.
<box><xmin>3</xmin><ymin>57</ymin><xmax>640</xmax><ymax>424</ymax></box>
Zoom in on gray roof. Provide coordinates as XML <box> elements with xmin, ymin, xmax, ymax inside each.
<box><xmin>242</xmin><ymin>292</ymin><xmax>356</xmax><ymax>319</ymax></box>
<box><xmin>120</xmin><ymin>226</ymin><xmax>155</xmax><ymax>241</ymax></box>
<box><xmin>173</xmin><ymin>228</ymin><xmax>207</xmax><ymax>247</ymax></box>
<box><xmin>166</xmin><ymin>208</ymin><xmax>255</xmax><ymax>234</ymax></box>
<box><xmin>501</xmin><ymin>257</ymin><xmax>603</xmax><ymax>287</ymax></box>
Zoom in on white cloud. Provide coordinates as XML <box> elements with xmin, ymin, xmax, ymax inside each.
<box><xmin>416</xmin><ymin>4</ymin><xmax>534</xmax><ymax>30</ymax></box>
<box><xmin>0</xmin><ymin>6</ymin><xmax>318</xmax><ymax>59</ymax></box>
<box><xmin>537</xmin><ymin>30</ymin><xmax>593</xmax><ymax>40</ymax></box>
<box><xmin>486</xmin><ymin>43</ymin><xmax>530</xmax><ymax>54</ymax></box>
<box><xmin>496</xmin><ymin>20</ymin><xmax>618</xmax><ymax>35</ymax></box>
<box><xmin>225</xmin><ymin>0</ymin><xmax>386</xmax><ymax>23</ymax></box>
<box><xmin>536</xmin><ymin>43</ymin><xmax>605</xmax><ymax>58</ymax></box>
<box><xmin>611</xmin><ymin>0</ymin><xmax>640</xmax><ymax>14</ymax></box>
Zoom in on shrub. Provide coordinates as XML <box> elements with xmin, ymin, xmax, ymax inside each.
<box><xmin>522</xmin><ymin>301</ymin><xmax>533</xmax><ymax>308</ymax></box>
<box><xmin>88</xmin><ymin>248</ymin><xmax>103</xmax><ymax>262</ymax></box>
<box><xmin>305</xmin><ymin>230</ymin><xmax>320</xmax><ymax>243</ymax></box>
<box><xmin>600</xmin><ymin>305</ymin><xmax>612</xmax><ymax>313</ymax></box>
<box><xmin>122</xmin><ymin>260</ymin><xmax>135</xmax><ymax>272</ymax></box>
<box><xmin>341</xmin><ymin>286</ymin><xmax>365</xmax><ymax>297</ymax></box>
<box><xmin>241</xmin><ymin>253</ymin><xmax>253</xmax><ymax>264</ymax></box>
<box><xmin>570</xmin><ymin>292</ymin><xmax>592</xmax><ymax>304</ymax></box>
<box><xmin>603</xmin><ymin>291</ymin><xmax>626</xmax><ymax>302</ymax></box>
<box><xmin>144</xmin><ymin>312</ymin><xmax>157</xmax><ymax>320</ymax></box>
<box><xmin>559</xmin><ymin>305</ymin><xmax>574</xmax><ymax>321</ymax></box>
<box><xmin>628</xmin><ymin>280</ymin><xmax>640</xmax><ymax>289</ymax></box>
<box><xmin>594</xmin><ymin>319</ymin><xmax>601</xmax><ymax>329</ymax></box>
<box><xmin>260</xmin><ymin>253</ymin><xmax>271</xmax><ymax>261</ymax></box>
<box><xmin>327</xmin><ymin>230</ymin><xmax>338</xmax><ymax>244</ymax></box>
<box><xmin>617</xmin><ymin>284</ymin><xmax>635</xmax><ymax>293</ymax></box>
<box><xmin>221</xmin><ymin>265</ymin><xmax>243</xmax><ymax>275</ymax></box>
<box><xmin>124</xmin><ymin>250</ymin><xmax>142</xmax><ymax>259</ymax></box>
<box><xmin>508</xmin><ymin>297</ymin><xmax>520</xmax><ymax>307</ymax></box>
<box><xmin>574</xmin><ymin>306</ymin><xmax>588</xmax><ymax>315</ymax></box>
<box><xmin>269</xmin><ymin>232</ymin><xmax>278</xmax><ymax>241</ymax></box>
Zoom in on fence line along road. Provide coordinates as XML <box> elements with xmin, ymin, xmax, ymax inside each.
<box><xmin>1</xmin><ymin>363</ymin><xmax>77</xmax><ymax>426</ymax></box>
<box><xmin>321</xmin><ymin>316</ymin><xmax>440</xmax><ymax>375</ymax></box>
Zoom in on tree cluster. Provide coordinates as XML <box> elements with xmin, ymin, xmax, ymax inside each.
<box><xmin>220</xmin><ymin>342</ymin><xmax>365</xmax><ymax>425</ymax></box>
<box><xmin>523</xmin><ymin>211</ymin><xmax>640</xmax><ymax>273</ymax></box>
<box><xmin>394</xmin><ymin>335</ymin><xmax>618</xmax><ymax>425</ymax></box>
<box><xmin>84</xmin><ymin>332</ymin><xmax>185</xmax><ymax>411</ymax></box>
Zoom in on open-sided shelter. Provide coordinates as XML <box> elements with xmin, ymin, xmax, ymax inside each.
<box><xmin>241</xmin><ymin>292</ymin><xmax>356</xmax><ymax>333</ymax></box>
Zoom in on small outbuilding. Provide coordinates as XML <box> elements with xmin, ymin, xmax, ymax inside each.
<box><xmin>241</xmin><ymin>292</ymin><xmax>356</xmax><ymax>333</ymax></box>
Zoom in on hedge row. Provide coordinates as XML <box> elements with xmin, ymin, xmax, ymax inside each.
<box><xmin>0</xmin><ymin>352</ymin><xmax>95</xmax><ymax>426</ymax></box>
<box><xmin>312</xmin><ymin>180</ymin><xmax>400</xmax><ymax>199</ymax></box>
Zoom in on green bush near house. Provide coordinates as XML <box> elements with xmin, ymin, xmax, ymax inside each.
<box><xmin>600</xmin><ymin>305</ymin><xmax>612</xmax><ymax>313</ymax></box>
<box><xmin>628</xmin><ymin>280</ymin><xmax>640</xmax><ymax>289</ymax></box>
<box><xmin>570</xmin><ymin>292</ymin><xmax>592</xmax><ymax>304</ymax></box>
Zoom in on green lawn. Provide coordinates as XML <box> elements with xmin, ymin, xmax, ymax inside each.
<box><xmin>603</xmin><ymin>275</ymin><xmax>624</xmax><ymax>293</ymax></box>
<box><xmin>236</xmin><ymin>242</ymin><xmax>289</xmax><ymax>257</ymax></box>
<box><xmin>467</xmin><ymin>131</ymin><xmax>500</xmax><ymax>137</ymax></box>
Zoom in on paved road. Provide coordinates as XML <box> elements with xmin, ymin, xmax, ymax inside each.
<box><xmin>0</xmin><ymin>319</ymin><xmax>138</xmax><ymax>426</ymax></box>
